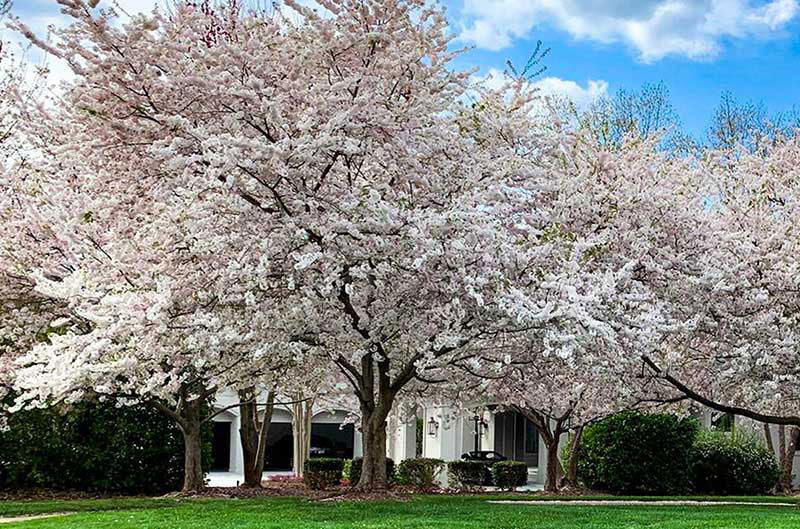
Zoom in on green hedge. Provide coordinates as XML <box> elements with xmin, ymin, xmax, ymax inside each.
<box><xmin>577</xmin><ymin>411</ymin><xmax>699</xmax><ymax>495</ymax></box>
<box><xmin>492</xmin><ymin>460</ymin><xmax>527</xmax><ymax>490</ymax></box>
<box><xmin>690</xmin><ymin>430</ymin><xmax>780</xmax><ymax>495</ymax></box>
<box><xmin>303</xmin><ymin>458</ymin><xmax>344</xmax><ymax>490</ymax></box>
<box><xmin>349</xmin><ymin>457</ymin><xmax>395</xmax><ymax>486</ymax></box>
<box><xmin>447</xmin><ymin>460</ymin><xmax>488</xmax><ymax>488</ymax></box>
<box><xmin>396</xmin><ymin>458</ymin><xmax>444</xmax><ymax>490</ymax></box>
<box><xmin>0</xmin><ymin>398</ymin><xmax>210</xmax><ymax>494</ymax></box>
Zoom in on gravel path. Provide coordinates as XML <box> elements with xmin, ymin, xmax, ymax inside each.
<box><xmin>0</xmin><ymin>513</ymin><xmax>72</xmax><ymax>524</ymax></box>
<box><xmin>489</xmin><ymin>500</ymin><xmax>798</xmax><ymax>507</ymax></box>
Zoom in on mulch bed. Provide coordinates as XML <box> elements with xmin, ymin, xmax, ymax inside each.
<box><xmin>173</xmin><ymin>483</ymin><xmax>417</xmax><ymax>502</ymax></box>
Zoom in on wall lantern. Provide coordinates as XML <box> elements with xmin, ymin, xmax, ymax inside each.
<box><xmin>427</xmin><ymin>416</ymin><xmax>439</xmax><ymax>437</ymax></box>
<box><xmin>473</xmin><ymin>414</ymin><xmax>488</xmax><ymax>435</ymax></box>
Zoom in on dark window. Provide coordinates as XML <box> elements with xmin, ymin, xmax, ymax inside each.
<box><xmin>211</xmin><ymin>421</ymin><xmax>231</xmax><ymax>472</ymax></box>
<box><xmin>524</xmin><ymin>419</ymin><xmax>539</xmax><ymax>454</ymax></box>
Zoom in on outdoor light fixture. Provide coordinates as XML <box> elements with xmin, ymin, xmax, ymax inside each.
<box><xmin>427</xmin><ymin>416</ymin><xmax>439</xmax><ymax>437</ymax></box>
<box><xmin>473</xmin><ymin>414</ymin><xmax>488</xmax><ymax>435</ymax></box>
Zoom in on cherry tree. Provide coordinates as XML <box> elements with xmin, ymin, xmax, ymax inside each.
<box><xmin>0</xmin><ymin>19</ymin><xmax>54</xmax><ymax>411</ymax></box>
<box><xmin>634</xmin><ymin>136</ymin><xmax>800</xmax><ymax>490</ymax></box>
<box><xmin>5</xmin><ymin>2</ymin><xmax>308</xmax><ymax>491</ymax></box>
<box><xmin>457</xmin><ymin>113</ymin><xmax>708</xmax><ymax>491</ymax></box>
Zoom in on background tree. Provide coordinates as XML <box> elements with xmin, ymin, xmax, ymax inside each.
<box><xmin>706</xmin><ymin>91</ymin><xmax>800</xmax><ymax>153</ymax></box>
<box><xmin>580</xmin><ymin>82</ymin><xmax>692</xmax><ymax>153</ymax></box>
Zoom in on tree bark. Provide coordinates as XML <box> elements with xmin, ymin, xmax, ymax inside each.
<box><xmin>764</xmin><ymin>423</ymin><xmax>775</xmax><ymax>456</ymax></box>
<box><xmin>543</xmin><ymin>437</ymin><xmax>563</xmax><ymax>492</ymax></box>
<box><xmin>356</xmin><ymin>409</ymin><xmax>390</xmax><ymax>490</ymax></box>
<box><xmin>238</xmin><ymin>387</ymin><xmax>275</xmax><ymax>488</ymax></box>
<box><xmin>776</xmin><ymin>425</ymin><xmax>798</xmax><ymax>493</ymax></box>
<box><xmin>178</xmin><ymin>398</ymin><xmax>206</xmax><ymax>492</ymax></box>
<box><xmin>560</xmin><ymin>426</ymin><xmax>583</xmax><ymax>489</ymax></box>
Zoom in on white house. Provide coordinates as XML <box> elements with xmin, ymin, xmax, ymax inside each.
<box><xmin>209</xmin><ymin>393</ymin><xmax>800</xmax><ymax>488</ymax></box>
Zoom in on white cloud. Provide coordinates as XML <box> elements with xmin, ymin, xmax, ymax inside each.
<box><xmin>477</xmin><ymin>68</ymin><xmax>608</xmax><ymax>109</ymax></box>
<box><xmin>533</xmin><ymin>76</ymin><xmax>609</xmax><ymax>108</ymax></box>
<box><xmin>458</xmin><ymin>0</ymin><xmax>800</xmax><ymax>62</ymax></box>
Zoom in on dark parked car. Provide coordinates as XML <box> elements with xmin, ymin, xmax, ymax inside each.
<box><xmin>460</xmin><ymin>451</ymin><xmax>508</xmax><ymax>485</ymax></box>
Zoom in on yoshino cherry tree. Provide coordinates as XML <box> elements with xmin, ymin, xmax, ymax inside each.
<box><xmin>0</xmin><ymin>22</ymin><xmax>55</xmax><ymax>414</ymax></box>
<box><xmin>638</xmin><ymin>137</ymin><xmax>800</xmax><ymax>491</ymax></box>
<box><xmin>6</xmin><ymin>1</ymin><xmax>306</xmax><ymax>492</ymax></box>
<box><xmin>464</xmin><ymin>115</ymin><xmax>708</xmax><ymax>492</ymax></box>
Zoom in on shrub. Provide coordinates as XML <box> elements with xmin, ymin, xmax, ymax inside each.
<box><xmin>349</xmin><ymin>457</ymin><xmax>395</xmax><ymax>486</ymax></box>
<box><xmin>0</xmin><ymin>397</ymin><xmax>210</xmax><ymax>494</ymax></box>
<box><xmin>303</xmin><ymin>458</ymin><xmax>344</xmax><ymax>490</ymax></box>
<box><xmin>396</xmin><ymin>458</ymin><xmax>444</xmax><ymax>490</ymax></box>
<box><xmin>447</xmin><ymin>460</ymin><xmax>489</xmax><ymax>489</ymax></box>
<box><xmin>492</xmin><ymin>461</ymin><xmax>528</xmax><ymax>490</ymax></box>
<box><xmin>690</xmin><ymin>430</ymin><xmax>780</xmax><ymax>495</ymax></box>
<box><xmin>577</xmin><ymin>411</ymin><xmax>699</xmax><ymax>495</ymax></box>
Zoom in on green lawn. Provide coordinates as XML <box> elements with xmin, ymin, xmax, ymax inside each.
<box><xmin>1</xmin><ymin>495</ymin><xmax>800</xmax><ymax>528</ymax></box>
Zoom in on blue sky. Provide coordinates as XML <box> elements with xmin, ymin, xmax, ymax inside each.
<box><xmin>6</xmin><ymin>0</ymin><xmax>800</xmax><ymax>138</ymax></box>
<box><xmin>446</xmin><ymin>0</ymin><xmax>800</xmax><ymax>138</ymax></box>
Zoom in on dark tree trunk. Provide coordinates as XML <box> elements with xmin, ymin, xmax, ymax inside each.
<box><xmin>764</xmin><ymin>423</ymin><xmax>775</xmax><ymax>456</ymax></box>
<box><xmin>776</xmin><ymin>425</ymin><xmax>799</xmax><ymax>493</ymax></box>
<box><xmin>544</xmin><ymin>437</ymin><xmax>563</xmax><ymax>492</ymax></box>
<box><xmin>560</xmin><ymin>426</ymin><xmax>583</xmax><ymax>489</ymax></box>
<box><xmin>178</xmin><ymin>398</ymin><xmax>205</xmax><ymax>492</ymax></box>
<box><xmin>356</xmin><ymin>406</ymin><xmax>391</xmax><ymax>490</ymax></box>
<box><xmin>239</xmin><ymin>387</ymin><xmax>275</xmax><ymax>488</ymax></box>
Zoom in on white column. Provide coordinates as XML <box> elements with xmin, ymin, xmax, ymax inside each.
<box><xmin>230</xmin><ymin>413</ymin><xmax>242</xmax><ymax>473</ymax></box>
<box><xmin>353</xmin><ymin>428</ymin><xmax>363</xmax><ymax>458</ymax></box>
<box><xmin>536</xmin><ymin>433</ymin><xmax>547</xmax><ymax>484</ymax></box>
<box><xmin>794</xmin><ymin>452</ymin><xmax>800</xmax><ymax>487</ymax></box>
<box><xmin>423</xmin><ymin>406</ymin><xmax>460</xmax><ymax>461</ymax></box>
<box><xmin>389</xmin><ymin>417</ymin><xmax>417</xmax><ymax>463</ymax></box>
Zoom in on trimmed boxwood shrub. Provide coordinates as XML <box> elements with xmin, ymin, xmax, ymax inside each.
<box><xmin>349</xmin><ymin>457</ymin><xmax>395</xmax><ymax>486</ymax></box>
<box><xmin>0</xmin><ymin>397</ymin><xmax>210</xmax><ymax>494</ymax></box>
<box><xmin>690</xmin><ymin>430</ymin><xmax>780</xmax><ymax>495</ymax></box>
<box><xmin>492</xmin><ymin>460</ymin><xmax>527</xmax><ymax>490</ymax></box>
<box><xmin>396</xmin><ymin>458</ymin><xmax>444</xmax><ymax>490</ymax></box>
<box><xmin>304</xmin><ymin>458</ymin><xmax>344</xmax><ymax>490</ymax></box>
<box><xmin>577</xmin><ymin>411</ymin><xmax>699</xmax><ymax>495</ymax></box>
<box><xmin>447</xmin><ymin>460</ymin><xmax>489</xmax><ymax>488</ymax></box>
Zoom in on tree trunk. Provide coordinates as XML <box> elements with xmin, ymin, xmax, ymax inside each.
<box><xmin>239</xmin><ymin>387</ymin><xmax>275</xmax><ymax>488</ymax></box>
<box><xmin>764</xmin><ymin>423</ymin><xmax>775</xmax><ymax>456</ymax></box>
<box><xmin>544</xmin><ymin>437</ymin><xmax>563</xmax><ymax>492</ymax></box>
<box><xmin>356</xmin><ymin>411</ymin><xmax>390</xmax><ymax>490</ymax></box>
<box><xmin>179</xmin><ymin>399</ymin><xmax>205</xmax><ymax>492</ymax></box>
<box><xmin>776</xmin><ymin>425</ymin><xmax>798</xmax><ymax>493</ymax></box>
<box><xmin>292</xmin><ymin>397</ymin><xmax>314</xmax><ymax>477</ymax></box>
<box><xmin>560</xmin><ymin>426</ymin><xmax>583</xmax><ymax>489</ymax></box>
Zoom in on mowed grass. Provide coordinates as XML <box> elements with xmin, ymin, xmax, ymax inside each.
<box><xmin>1</xmin><ymin>495</ymin><xmax>800</xmax><ymax>529</ymax></box>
